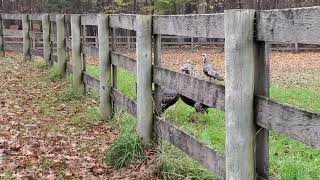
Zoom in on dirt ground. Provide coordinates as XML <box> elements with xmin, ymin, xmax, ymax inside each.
<box><xmin>0</xmin><ymin>52</ymin><xmax>159</xmax><ymax>179</ymax></box>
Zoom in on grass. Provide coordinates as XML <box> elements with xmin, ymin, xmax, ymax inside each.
<box><xmin>69</xmin><ymin>107</ymin><xmax>101</xmax><ymax>128</ymax></box>
<box><xmin>104</xmin><ymin>110</ymin><xmax>145</xmax><ymax>169</ymax></box>
<box><xmin>85</xmin><ymin>62</ymin><xmax>320</xmax><ymax>179</ymax></box>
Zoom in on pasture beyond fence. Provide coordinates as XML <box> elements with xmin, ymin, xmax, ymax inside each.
<box><xmin>0</xmin><ymin>7</ymin><xmax>320</xmax><ymax>180</ymax></box>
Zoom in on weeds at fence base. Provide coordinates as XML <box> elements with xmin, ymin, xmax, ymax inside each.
<box><xmin>69</xmin><ymin>107</ymin><xmax>101</xmax><ymax>128</ymax></box>
<box><xmin>105</xmin><ymin>111</ymin><xmax>145</xmax><ymax>169</ymax></box>
<box><xmin>158</xmin><ymin>142</ymin><xmax>220</xmax><ymax>180</ymax></box>
<box><xmin>31</xmin><ymin>61</ymin><xmax>49</xmax><ymax>69</ymax></box>
<box><xmin>59</xmin><ymin>88</ymin><xmax>84</xmax><ymax>102</ymax></box>
<box><xmin>47</xmin><ymin>69</ymin><xmax>65</xmax><ymax>82</ymax></box>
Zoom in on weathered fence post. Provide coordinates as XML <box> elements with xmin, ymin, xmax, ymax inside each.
<box><xmin>42</xmin><ymin>14</ymin><xmax>52</xmax><ymax>66</ymax></box>
<box><xmin>254</xmin><ymin>41</ymin><xmax>270</xmax><ymax>180</ymax></box>
<box><xmin>71</xmin><ymin>15</ymin><xmax>84</xmax><ymax>94</ymax></box>
<box><xmin>98</xmin><ymin>14</ymin><xmax>112</xmax><ymax>120</ymax></box>
<box><xmin>0</xmin><ymin>14</ymin><xmax>4</xmax><ymax>57</ymax></box>
<box><xmin>136</xmin><ymin>15</ymin><xmax>153</xmax><ymax>144</ymax></box>
<box><xmin>153</xmin><ymin>34</ymin><xmax>162</xmax><ymax>115</ymax></box>
<box><xmin>224</xmin><ymin>9</ymin><xmax>256</xmax><ymax>180</ymax></box>
<box><xmin>22</xmin><ymin>14</ymin><xmax>31</xmax><ymax>61</ymax></box>
<box><xmin>111</xmin><ymin>29</ymin><xmax>117</xmax><ymax>89</ymax></box>
<box><xmin>56</xmin><ymin>14</ymin><xmax>66</xmax><ymax>74</ymax></box>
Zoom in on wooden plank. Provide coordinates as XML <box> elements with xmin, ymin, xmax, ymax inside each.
<box><xmin>66</xmin><ymin>62</ymin><xmax>73</xmax><ymax>73</ymax></box>
<box><xmin>256</xmin><ymin>6</ymin><xmax>320</xmax><ymax>44</ymax></box>
<box><xmin>66</xmin><ymin>38</ymin><xmax>71</xmax><ymax>49</ymax></box>
<box><xmin>153</xmin><ymin>34</ymin><xmax>162</xmax><ymax>115</ymax></box>
<box><xmin>82</xmin><ymin>43</ymin><xmax>99</xmax><ymax>57</ymax></box>
<box><xmin>49</xmin><ymin>14</ymin><xmax>56</xmax><ymax>21</ymax></box>
<box><xmin>2</xmin><ymin>14</ymin><xmax>22</xmax><ymax>20</ymax></box>
<box><xmin>111</xmin><ymin>52</ymin><xmax>136</xmax><ymax>74</ymax></box>
<box><xmin>51</xmin><ymin>54</ymin><xmax>58</xmax><ymax>63</ymax></box>
<box><xmin>0</xmin><ymin>14</ymin><xmax>4</xmax><ymax>56</ymax></box>
<box><xmin>256</xmin><ymin>96</ymin><xmax>320</xmax><ymax>148</ymax></box>
<box><xmin>3</xmin><ymin>29</ymin><xmax>23</xmax><ymax>36</ymax></box>
<box><xmin>71</xmin><ymin>14</ymin><xmax>84</xmax><ymax>93</ymax></box>
<box><xmin>83</xmin><ymin>72</ymin><xmax>100</xmax><ymax>90</ymax></box>
<box><xmin>254</xmin><ymin>41</ymin><xmax>270</xmax><ymax>179</ymax></box>
<box><xmin>29</xmin><ymin>14</ymin><xmax>42</xmax><ymax>21</ymax></box>
<box><xmin>224</xmin><ymin>9</ymin><xmax>256</xmax><ymax>179</ymax></box>
<box><xmin>31</xmin><ymin>49</ymin><xmax>43</xmax><ymax>57</ymax></box>
<box><xmin>153</xmin><ymin>14</ymin><xmax>224</xmax><ymax>38</ymax></box>
<box><xmin>98</xmin><ymin>14</ymin><xmax>112</xmax><ymax>120</ymax></box>
<box><xmin>81</xmin><ymin>14</ymin><xmax>97</xmax><ymax>25</ymax></box>
<box><xmin>136</xmin><ymin>15</ymin><xmax>153</xmax><ymax>144</ymax></box>
<box><xmin>43</xmin><ymin>14</ymin><xmax>52</xmax><ymax>66</ymax></box>
<box><xmin>4</xmin><ymin>43</ymin><xmax>23</xmax><ymax>52</ymax></box>
<box><xmin>111</xmin><ymin>88</ymin><xmax>137</xmax><ymax>117</ymax></box>
<box><xmin>154</xmin><ymin>117</ymin><xmax>226</xmax><ymax>178</ymax></box>
<box><xmin>22</xmin><ymin>14</ymin><xmax>31</xmax><ymax>61</ymax></box>
<box><xmin>153</xmin><ymin>66</ymin><xmax>225</xmax><ymax>110</ymax></box>
<box><xmin>57</xmin><ymin>14</ymin><xmax>66</xmax><ymax>74</ymax></box>
<box><xmin>109</xmin><ymin>14</ymin><xmax>136</xmax><ymax>30</ymax></box>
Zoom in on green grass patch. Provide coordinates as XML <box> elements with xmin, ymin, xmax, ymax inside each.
<box><xmin>104</xmin><ymin>110</ymin><xmax>144</xmax><ymax>169</ymax></box>
<box><xmin>69</xmin><ymin>107</ymin><xmax>101</xmax><ymax>128</ymax></box>
<box><xmin>47</xmin><ymin>69</ymin><xmax>65</xmax><ymax>82</ymax></box>
<box><xmin>159</xmin><ymin>142</ymin><xmax>220</xmax><ymax>180</ymax></box>
<box><xmin>86</xmin><ymin>64</ymin><xmax>137</xmax><ymax>99</ymax></box>
<box><xmin>31</xmin><ymin>60</ymin><xmax>49</xmax><ymax>69</ymax></box>
<box><xmin>59</xmin><ymin>88</ymin><xmax>84</xmax><ymax>102</ymax></box>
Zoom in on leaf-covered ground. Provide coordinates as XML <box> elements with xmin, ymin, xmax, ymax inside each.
<box><xmin>0</xmin><ymin>53</ymin><xmax>159</xmax><ymax>179</ymax></box>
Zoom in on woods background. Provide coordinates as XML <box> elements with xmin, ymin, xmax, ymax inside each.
<box><xmin>1</xmin><ymin>0</ymin><xmax>320</xmax><ymax>14</ymax></box>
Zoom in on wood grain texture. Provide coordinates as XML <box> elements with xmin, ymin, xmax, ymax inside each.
<box><xmin>83</xmin><ymin>72</ymin><xmax>100</xmax><ymax>90</ymax></box>
<box><xmin>28</xmin><ymin>14</ymin><xmax>42</xmax><ymax>21</ymax></box>
<box><xmin>256</xmin><ymin>96</ymin><xmax>320</xmax><ymax>148</ymax></box>
<box><xmin>153</xmin><ymin>14</ymin><xmax>224</xmax><ymax>38</ymax></box>
<box><xmin>224</xmin><ymin>9</ymin><xmax>256</xmax><ymax>180</ymax></box>
<box><xmin>111</xmin><ymin>52</ymin><xmax>136</xmax><ymax>74</ymax></box>
<box><xmin>3</xmin><ymin>29</ymin><xmax>23</xmax><ymax>36</ymax></box>
<box><xmin>43</xmin><ymin>14</ymin><xmax>52</xmax><ymax>66</ymax></box>
<box><xmin>154</xmin><ymin>117</ymin><xmax>226</xmax><ymax>178</ymax></box>
<box><xmin>136</xmin><ymin>15</ymin><xmax>153</xmax><ymax>144</ymax></box>
<box><xmin>56</xmin><ymin>14</ymin><xmax>66</xmax><ymax>73</ymax></box>
<box><xmin>98</xmin><ymin>14</ymin><xmax>112</xmax><ymax>120</ymax></box>
<box><xmin>82</xmin><ymin>43</ymin><xmax>99</xmax><ymax>57</ymax></box>
<box><xmin>2</xmin><ymin>14</ymin><xmax>22</xmax><ymax>20</ymax></box>
<box><xmin>111</xmin><ymin>88</ymin><xmax>137</xmax><ymax>117</ymax></box>
<box><xmin>31</xmin><ymin>49</ymin><xmax>43</xmax><ymax>57</ymax></box>
<box><xmin>4</xmin><ymin>43</ymin><xmax>23</xmax><ymax>52</ymax></box>
<box><xmin>71</xmin><ymin>14</ymin><xmax>84</xmax><ymax>93</ymax></box>
<box><xmin>153</xmin><ymin>66</ymin><xmax>225</xmax><ymax>110</ymax></box>
<box><xmin>109</xmin><ymin>14</ymin><xmax>136</xmax><ymax>30</ymax></box>
<box><xmin>49</xmin><ymin>14</ymin><xmax>56</xmax><ymax>21</ymax></box>
<box><xmin>0</xmin><ymin>15</ymin><xmax>4</xmax><ymax>56</ymax></box>
<box><xmin>22</xmin><ymin>14</ymin><xmax>31</xmax><ymax>61</ymax></box>
<box><xmin>256</xmin><ymin>6</ymin><xmax>320</xmax><ymax>44</ymax></box>
<box><xmin>81</xmin><ymin>14</ymin><xmax>97</xmax><ymax>25</ymax></box>
<box><xmin>254</xmin><ymin>41</ymin><xmax>270</xmax><ymax>179</ymax></box>
<box><xmin>153</xmin><ymin>34</ymin><xmax>162</xmax><ymax>115</ymax></box>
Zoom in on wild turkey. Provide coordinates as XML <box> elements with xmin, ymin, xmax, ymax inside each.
<box><xmin>202</xmin><ymin>53</ymin><xmax>224</xmax><ymax>81</ymax></box>
<box><xmin>180</xmin><ymin>62</ymin><xmax>209</xmax><ymax>113</ymax></box>
<box><xmin>180</xmin><ymin>60</ymin><xmax>193</xmax><ymax>75</ymax></box>
<box><xmin>159</xmin><ymin>88</ymin><xmax>180</xmax><ymax>113</ymax></box>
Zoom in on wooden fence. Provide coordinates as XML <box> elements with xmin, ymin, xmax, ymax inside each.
<box><xmin>1</xmin><ymin>7</ymin><xmax>320</xmax><ymax>180</ymax></box>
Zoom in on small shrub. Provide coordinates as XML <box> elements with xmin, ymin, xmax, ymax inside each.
<box><xmin>59</xmin><ymin>88</ymin><xmax>83</xmax><ymax>102</ymax></box>
<box><xmin>32</xmin><ymin>61</ymin><xmax>49</xmax><ymax>69</ymax></box>
<box><xmin>105</xmin><ymin>111</ymin><xmax>145</xmax><ymax>168</ymax></box>
<box><xmin>47</xmin><ymin>69</ymin><xmax>64</xmax><ymax>82</ymax></box>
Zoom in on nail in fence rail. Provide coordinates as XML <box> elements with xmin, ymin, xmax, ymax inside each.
<box><xmin>42</xmin><ymin>14</ymin><xmax>52</xmax><ymax>66</ymax></box>
<box><xmin>98</xmin><ymin>14</ymin><xmax>112</xmax><ymax>120</ymax></box>
<box><xmin>224</xmin><ymin>9</ymin><xmax>256</xmax><ymax>180</ymax></box>
<box><xmin>136</xmin><ymin>15</ymin><xmax>153</xmax><ymax>144</ymax></box>
<box><xmin>56</xmin><ymin>14</ymin><xmax>66</xmax><ymax>74</ymax></box>
<box><xmin>22</xmin><ymin>14</ymin><xmax>31</xmax><ymax>61</ymax></box>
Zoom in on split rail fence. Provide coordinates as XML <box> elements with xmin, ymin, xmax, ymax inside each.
<box><xmin>0</xmin><ymin>6</ymin><xmax>320</xmax><ymax>180</ymax></box>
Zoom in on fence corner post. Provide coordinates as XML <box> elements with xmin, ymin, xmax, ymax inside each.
<box><xmin>98</xmin><ymin>14</ymin><xmax>112</xmax><ymax>120</ymax></box>
<box><xmin>0</xmin><ymin>14</ymin><xmax>4</xmax><ymax>57</ymax></box>
<box><xmin>224</xmin><ymin>9</ymin><xmax>256</xmax><ymax>180</ymax></box>
<box><xmin>57</xmin><ymin>14</ymin><xmax>66</xmax><ymax>74</ymax></box>
<box><xmin>136</xmin><ymin>15</ymin><xmax>153</xmax><ymax>145</ymax></box>
<box><xmin>22</xmin><ymin>14</ymin><xmax>31</xmax><ymax>61</ymax></box>
<box><xmin>71</xmin><ymin>14</ymin><xmax>84</xmax><ymax>94</ymax></box>
<box><xmin>42</xmin><ymin>13</ymin><xmax>52</xmax><ymax>66</ymax></box>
